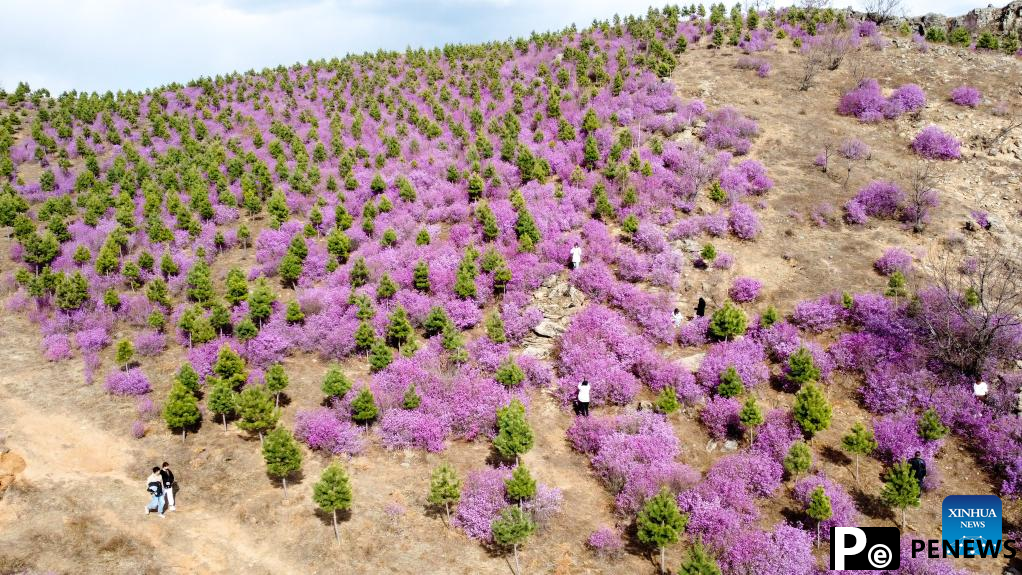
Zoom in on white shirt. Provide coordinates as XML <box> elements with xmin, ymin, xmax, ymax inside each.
<box><xmin>570</xmin><ymin>246</ymin><xmax>582</xmax><ymax>264</ymax></box>
<box><xmin>577</xmin><ymin>383</ymin><xmax>590</xmax><ymax>402</ymax></box>
<box><xmin>973</xmin><ymin>381</ymin><xmax>988</xmax><ymax>397</ymax></box>
<box><xmin>672</xmin><ymin>313</ymin><xmax>683</xmax><ymax>328</ymax></box>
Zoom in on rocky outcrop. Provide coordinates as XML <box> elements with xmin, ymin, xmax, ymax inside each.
<box><xmin>898</xmin><ymin>1</ymin><xmax>1022</xmax><ymax>36</ymax></box>
<box><xmin>520</xmin><ymin>274</ymin><xmax>586</xmax><ymax>360</ymax></box>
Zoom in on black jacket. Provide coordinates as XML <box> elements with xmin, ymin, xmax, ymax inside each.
<box><xmin>908</xmin><ymin>457</ymin><xmax>927</xmax><ymax>481</ymax></box>
<box><xmin>160</xmin><ymin>468</ymin><xmax>175</xmax><ymax>488</ymax></box>
<box><xmin>147</xmin><ymin>480</ymin><xmax>163</xmax><ymax>497</ymax></box>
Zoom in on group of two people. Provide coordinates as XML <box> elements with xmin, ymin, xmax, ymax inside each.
<box><xmin>144</xmin><ymin>462</ymin><xmax>176</xmax><ymax>518</ymax></box>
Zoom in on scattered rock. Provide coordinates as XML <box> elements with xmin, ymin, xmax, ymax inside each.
<box><xmin>723</xmin><ymin>440</ymin><xmax>739</xmax><ymax>451</ymax></box>
<box><xmin>533</xmin><ymin>320</ymin><xmax>564</xmax><ymax>338</ymax></box>
<box><xmin>677</xmin><ymin>352</ymin><xmax>706</xmax><ymax>373</ymax></box>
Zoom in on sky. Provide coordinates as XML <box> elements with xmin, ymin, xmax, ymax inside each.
<box><xmin>0</xmin><ymin>0</ymin><xmax>989</xmax><ymax>94</ymax></box>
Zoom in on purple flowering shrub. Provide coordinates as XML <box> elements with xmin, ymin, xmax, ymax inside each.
<box><xmin>697</xmin><ymin>339</ymin><xmax>770</xmax><ymax>391</ymax></box>
<box><xmin>911</xmin><ymin>126</ymin><xmax>961</xmax><ymax>160</ymax></box>
<box><xmin>874</xmin><ymin>248</ymin><xmax>913</xmax><ymax>276</ymax></box>
<box><xmin>838</xmin><ymin>79</ymin><xmax>926</xmax><ymax>122</ymax></box>
<box><xmin>104</xmin><ymin>368</ymin><xmax>151</xmax><ymax>396</ymax></box>
<box><xmin>728</xmin><ymin>277</ymin><xmax>762</xmax><ymax>303</ymax></box>
<box><xmin>791</xmin><ymin>295</ymin><xmax>845</xmax><ymax>332</ymax></box>
<box><xmin>950</xmin><ymin>85</ymin><xmax>982</xmax><ymax>107</ymax></box>
<box><xmin>378</xmin><ymin>409</ymin><xmax>448</xmax><ymax>452</ymax></box>
<box><xmin>587</xmin><ymin>527</ymin><xmax>625</xmax><ymax>558</ymax></box>
<box><xmin>293</xmin><ymin>408</ymin><xmax>364</xmax><ymax>455</ymax></box>
<box><xmin>453</xmin><ymin>466</ymin><xmax>560</xmax><ymax>541</ymax></box>
<box><xmin>844</xmin><ymin>180</ymin><xmax>905</xmax><ymax>223</ymax></box>
<box><xmin>792</xmin><ymin>475</ymin><xmax>858</xmax><ymax>539</ymax></box>
<box><xmin>700</xmin><ymin>396</ymin><xmax>742</xmax><ymax>439</ymax></box>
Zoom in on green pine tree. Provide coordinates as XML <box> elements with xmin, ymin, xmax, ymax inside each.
<box><xmin>213</xmin><ymin>345</ymin><xmax>247</xmax><ymax>383</ymax></box>
<box><xmin>760</xmin><ymin>306</ymin><xmax>779</xmax><ymax>328</ymax></box>
<box><xmin>787</xmin><ymin>347</ymin><xmax>821</xmax><ymax>387</ymax></box>
<box><xmin>486</xmin><ymin>312</ymin><xmax>507</xmax><ymax>343</ymax></box>
<box><xmin>163</xmin><ymin>382</ymin><xmax>201</xmax><ymax>440</ymax></box>
<box><xmin>739</xmin><ymin>396</ymin><xmax>764</xmax><ymax>444</ymax></box>
<box><xmin>708</xmin><ymin>303</ymin><xmax>747</xmax><ymax>340</ymax></box>
<box><xmin>637</xmin><ymin>486</ymin><xmax>688</xmax><ymax>574</ymax></box>
<box><xmin>841</xmin><ymin>422</ymin><xmax>878</xmax><ymax>483</ymax></box>
<box><xmin>369</xmin><ymin>339</ymin><xmax>393</xmax><ymax>373</ymax></box>
<box><xmin>176</xmin><ymin>363</ymin><xmax>201</xmax><ymax>395</ymax></box>
<box><xmin>285</xmin><ymin>300</ymin><xmax>305</xmax><ymax>324</ymax></box>
<box><xmin>236</xmin><ymin>386</ymin><xmax>280</xmax><ymax>443</ymax></box>
<box><xmin>350</xmin><ymin>386</ymin><xmax>378</xmax><ymax>426</ymax></box>
<box><xmin>493</xmin><ymin>399</ymin><xmax>533</xmax><ymax>464</ymax></box>
<box><xmin>249</xmin><ymin>279</ymin><xmax>276</xmax><ymax>326</ymax></box>
<box><xmin>115</xmin><ymin>339</ymin><xmax>134</xmax><ymax>369</ymax></box>
<box><xmin>678</xmin><ymin>540</ymin><xmax>721</xmax><ymax>575</ymax></box>
<box><xmin>262</xmin><ymin>427</ymin><xmax>303</xmax><ymax>499</ymax></box>
<box><xmin>881</xmin><ymin>460</ymin><xmax>921</xmax><ymax>530</ymax></box>
<box><xmin>427</xmin><ymin>462</ymin><xmax>461</xmax><ymax>525</ymax></box>
<box><xmin>322</xmin><ymin>367</ymin><xmax>352</xmax><ymax>400</ymax></box>
<box><xmin>386</xmin><ymin>305</ymin><xmax>414</xmax><ymax>349</ymax></box>
<box><xmin>206</xmin><ymin>377</ymin><xmax>237</xmax><ymax>432</ymax></box>
<box><xmin>492</xmin><ymin>506</ymin><xmax>535</xmax><ymax>575</ymax></box>
<box><xmin>784</xmin><ymin>440</ymin><xmax>813</xmax><ymax>480</ymax></box>
<box><xmin>716</xmin><ymin>366</ymin><xmax>745</xmax><ymax>397</ymax></box>
<box><xmin>917</xmin><ymin>408</ymin><xmax>949</xmax><ymax>442</ymax></box>
<box><xmin>313</xmin><ymin>463</ymin><xmax>353</xmax><ymax>543</ymax></box>
<box><xmin>402</xmin><ymin>384</ymin><xmax>421</xmax><ymax>409</ymax></box>
<box><xmin>654</xmin><ymin>386</ymin><xmax>680</xmax><ymax>414</ymax></box>
<box><xmin>413</xmin><ymin>261</ymin><xmax>431</xmax><ymax>292</ymax></box>
<box><xmin>55</xmin><ymin>271</ymin><xmax>90</xmax><ymax>310</ymax></box>
<box><xmin>505</xmin><ymin>464</ymin><xmax>537</xmax><ymax>508</ymax></box>
<box><xmin>793</xmin><ymin>382</ymin><xmax>832</xmax><ymax>440</ymax></box>
<box><xmin>265</xmin><ymin>363</ymin><xmax>289</xmax><ymax>407</ymax></box>
<box><xmin>186</xmin><ymin>259</ymin><xmax>215</xmax><ymax>305</ymax></box>
<box><xmin>807</xmin><ymin>485</ymin><xmax>833</xmax><ymax>547</ymax></box>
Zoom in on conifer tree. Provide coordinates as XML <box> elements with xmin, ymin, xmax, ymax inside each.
<box><xmin>739</xmin><ymin>396</ymin><xmax>764</xmax><ymax>443</ymax></box>
<box><xmin>163</xmin><ymin>382</ymin><xmax>201</xmax><ymax>440</ymax></box>
<box><xmin>493</xmin><ymin>400</ymin><xmax>533</xmax><ymax>464</ymax></box>
<box><xmin>454</xmin><ymin>249</ymin><xmax>478</xmax><ymax>299</ymax></box>
<box><xmin>485</xmin><ymin>312</ymin><xmax>507</xmax><ymax>343</ymax></box>
<box><xmin>787</xmin><ymin>347</ymin><xmax>821</xmax><ymax>387</ymax></box>
<box><xmin>495</xmin><ymin>358</ymin><xmax>526</xmax><ymax>388</ymax></box>
<box><xmin>413</xmin><ymin>260</ymin><xmax>431</xmax><ymax>292</ymax></box>
<box><xmin>207</xmin><ymin>377</ymin><xmax>237</xmax><ymax>432</ymax></box>
<box><xmin>583</xmin><ymin>134</ymin><xmax>600</xmax><ymax>167</ymax></box>
<box><xmin>350</xmin><ymin>257</ymin><xmax>370</xmax><ymax>287</ymax></box>
<box><xmin>793</xmin><ymin>382</ymin><xmax>832</xmax><ymax>440</ymax></box>
<box><xmin>213</xmin><ymin>345</ymin><xmax>247</xmax><ymax>383</ymax></box>
<box><xmin>505</xmin><ymin>464</ymin><xmax>537</xmax><ymax>506</ymax></box>
<box><xmin>386</xmin><ymin>305</ymin><xmax>413</xmax><ymax>349</ymax></box>
<box><xmin>285</xmin><ymin>300</ymin><xmax>305</xmax><ymax>324</ymax></box>
<box><xmin>841</xmin><ymin>422</ymin><xmax>878</xmax><ymax>483</ymax></box>
<box><xmin>708</xmin><ymin>303</ymin><xmax>747</xmax><ymax>340</ymax></box>
<box><xmin>784</xmin><ymin>440</ymin><xmax>812</xmax><ymax>480</ymax></box>
<box><xmin>654</xmin><ymin>386</ymin><xmax>680</xmax><ymax>414</ymax></box>
<box><xmin>322</xmin><ymin>367</ymin><xmax>352</xmax><ymax>401</ymax></box>
<box><xmin>265</xmin><ymin>363</ymin><xmax>289</xmax><ymax>407</ymax></box>
<box><xmin>467</xmin><ymin>172</ymin><xmax>485</xmax><ymax>201</ymax></box>
<box><xmin>351</xmin><ymin>386</ymin><xmax>378</xmax><ymax>427</ymax></box>
<box><xmin>176</xmin><ymin>363</ymin><xmax>201</xmax><ymax>396</ymax></box>
<box><xmin>637</xmin><ymin>486</ymin><xmax>688</xmax><ymax>574</ymax></box>
<box><xmin>881</xmin><ymin>460</ymin><xmax>920</xmax><ymax>530</ymax></box>
<box><xmin>402</xmin><ymin>384</ymin><xmax>421</xmax><ymax>409</ymax></box>
<box><xmin>760</xmin><ymin>306</ymin><xmax>779</xmax><ymax>328</ymax></box>
<box><xmin>423</xmin><ymin>306</ymin><xmax>451</xmax><ymax>337</ymax></box>
<box><xmin>314</xmin><ymin>463</ymin><xmax>353</xmax><ymax>543</ymax></box>
<box><xmin>376</xmin><ymin>273</ymin><xmax>397</xmax><ymax>300</ymax></box>
<box><xmin>262</xmin><ymin>427</ymin><xmax>302</xmax><ymax>499</ymax></box>
<box><xmin>236</xmin><ymin>386</ymin><xmax>280</xmax><ymax>444</ymax></box>
<box><xmin>249</xmin><ymin>279</ymin><xmax>276</xmax><ymax>326</ymax></box>
<box><xmin>55</xmin><ymin>271</ymin><xmax>90</xmax><ymax>310</ymax></box>
<box><xmin>679</xmin><ymin>540</ymin><xmax>721</xmax><ymax>575</ymax></box>
<box><xmin>427</xmin><ymin>462</ymin><xmax>461</xmax><ymax>525</ymax></box>
<box><xmin>115</xmin><ymin>339</ymin><xmax>134</xmax><ymax>369</ymax></box>
<box><xmin>917</xmin><ymin>408</ymin><xmax>948</xmax><ymax>442</ymax></box>
<box><xmin>491</xmin><ymin>506</ymin><xmax>535</xmax><ymax>575</ymax></box>
<box><xmin>716</xmin><ymin>366</ymin><xmax>745</xmax><ymax>397</ymax></box>
<box><xmin>476</xmin><ymin>202</ymin><xmax>500</xmax><ymax>241</ymax></box>
<box><xmin>355</xmin><ymin>320</ymin><xmax>377</xmax><ymax>357</ymax></box>
<box><xmin>807</xmin><ymin>485</ymin><xmax>832</xmax><ymax>547</ymax></box>
<box><xmin>186</xmin><ymin>260</ymin><xmax>215</xmax><ymax>305</ymax></box>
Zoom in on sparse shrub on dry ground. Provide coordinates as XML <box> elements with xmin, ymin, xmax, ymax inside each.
<box><xmin>2</xmin><ymin>4</ymin><xmax>1020</xmax><ymax>574</ymax></box>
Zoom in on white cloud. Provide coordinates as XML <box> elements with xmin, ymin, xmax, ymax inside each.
<box><xmin>0</xmin><ymin>0</ymin><xmax>995</xmax><ymax>94</ymax></box>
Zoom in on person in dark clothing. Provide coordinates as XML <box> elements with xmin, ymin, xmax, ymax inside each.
<box><xmin>160</xmin><ymin>462</ymin><xmax>176</xmax><ymax>511</ymax></box>
<box><xmin>908</xmin><ymin>451</ymin><xmax>927</xmax><ymax>489</ymax></box>
<box><xmin>695</xmin><ymin>297</ymin><xmax>706</xmax><ymax>318</ymax></box>
<box><xmin>145</xmin><ymin>467</ymin><xmax>166</xmax><ymax>517</ymax></box>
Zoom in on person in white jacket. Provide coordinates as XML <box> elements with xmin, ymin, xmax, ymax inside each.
<box><xmin>576</xmin><ymin>379</ymin><xmax>591</xmax><ymax>416</ymax></box>
<box><xmin>570</xmin><ymin>243</ymin><xmax>582</xmax><ymax>270</ymax></box>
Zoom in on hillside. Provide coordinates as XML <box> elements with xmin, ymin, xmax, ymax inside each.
<box><xmin>0</xmin><ymin>5</ymin><xmax>1021</xmax><ymax>575</ymax></box>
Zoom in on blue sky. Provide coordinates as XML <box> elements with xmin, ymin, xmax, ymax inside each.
<box><xmin>1</xmin><ymin>0</ymin><xmax>986</xmax><ymax>94</ymax></box>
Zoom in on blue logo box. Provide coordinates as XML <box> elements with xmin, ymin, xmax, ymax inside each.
<box><xmin>942</xmin><ymin>495</ymin><xmax>1002</xmax><ymax>555</ymax></box>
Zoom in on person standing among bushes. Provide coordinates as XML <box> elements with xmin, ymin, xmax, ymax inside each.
<box><xmin>672</xmin><ymin>308</ymin><xmax>684</xmax><ymax>328</ymax></box>
<box><xmin>908</xmin><ymin>451</ymin><xmax>927</xmax><ymax>490</ymax></box>
<box><xmin>160</xmin><ymin>462</ymin><xmax>176</xmax><ymax>511</ymax></box>
<box><xmin>145</xmin><ymin>467</ymin><xmax>166</xmax><ymax>518</ymax></box>
<box><xmin>695</xmin><ymin>297</ymin><xmax>706</xmax><ymax>318</ymax></box>
<box><xmin>569</xmin><ymin>243</ymin><xmax>582</xmax><ymax>270</ymax></box>
<box><xmin>576</xmin><ymin>379</ymin><xmax>591</xmax><ymax>417</ymax></box>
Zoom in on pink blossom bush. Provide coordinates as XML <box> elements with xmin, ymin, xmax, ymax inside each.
<box><xmin>293</xmin><ymin>408</ymin><xmax>363</xmax><ymax>455</ymax></box>
<box><xmin>104</xmin><ymin>368</ymin><xmax>151</xmax><ymax>396</ymax></box>
<box><xmin>838</xmin><ymin>79</ymin><xmax>926</xmax><ymax>122</ymax></box>
<box><xmin>587</xmin><ymin>527</ymin><xmax>625</xmax><ymax>558</ymax></box>
<box><xmin>134</xmin><ymin>330</ymin><xmax>167</xmax><ymax>356</ymax></box>
<box><xmin>874</xmin><ymin>247</ymin><xmax>913</xmax><ymax>276</ymax></box>
<box><xmin>697</xmin><ymin>338</ymin><xmax>771</xmax><ymax>391</ymax></box>
<box><xmin>700</xmin><ymin>396</ymin><xmax>741</xmax><ymax>439</ymax></box>
<box><xmin>728</xmin><ymin>277</ymin><xmax>762</xmax><ymax>303</ymax></box>
<box><xmin>950</xmin><ymin>85</ymin><xmax>982</xmax><ymax>107</ymax></box>
<box><xmin>791</xmin><ymin>295</ymin><xmax>845</xmax><ymax>332</ymax></box>
<box><xmin>378</xmin><ymin>409</ymin><xmax>447</xmax><ymax>452</ymax></box>
<box><xmin>845</xmin><ymin>180</ymin><xmax>905</xmax><ymax>223</ymax></box>
<box><xmin>42</xmin><ymin>333</ymin><xmax>72</xmax><ymax>361</ymax></box>
<box><xmin>453</xmin><ymin>466</ymin><xmax>512</xmax><ymax>542</ymax></box>
<box><xmin>911</xmin><ymin>126</ymin><xmax>961</xmax><ymax>160</ymax></box>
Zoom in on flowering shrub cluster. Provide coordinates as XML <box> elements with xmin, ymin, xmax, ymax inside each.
<box><xmin>873</xmin><ymin>247</ymin><xmax>913</xmax><ymax>276</ymax></box>
<box><xmin>911</xmin><ymin>126</ymin><xmax>962</xmax><ymax>160</ymax></box>
<box><xmin>728</xmin><ymin>277</ymin><xmax>762</xmax><ymax>303</ymax></box>
<box><xmin>452</xmin><ymin>466</ymin><xmax>560</xmax><ymax>541</ymax></box>
<box><xmin>293</xmin><ymin>408</ymin><xmax>364</xmax><ymax>455</ymax></box>
<box><xmin>950</xmin><ymin>85</ymin><xmax>982</xmax><ymax>107</ymax></box>
<box><xmin>837</xmin><ymin>79</ymin><xmax>926</xmax><ymax>122</ymax></box>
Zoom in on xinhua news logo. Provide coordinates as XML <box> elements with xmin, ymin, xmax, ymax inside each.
<box><xmin>830</xmin><ymin>526</ymin><xmax>901</xmax><ymax>570</ymax></box>
<box><xmin>830</xmin><ymin>495</ymin><xmax>1018</xmax><ymax>570</ymax></box>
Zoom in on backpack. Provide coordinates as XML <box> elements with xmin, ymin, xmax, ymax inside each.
<box><xmin>147</xmin><ymin>481</ymin><xmax>163</xmax><ymax>497</ymax></box>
